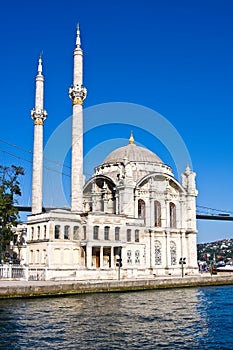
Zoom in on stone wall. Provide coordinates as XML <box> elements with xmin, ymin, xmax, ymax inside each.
<box><xmin>1</xmin><ymin>275</ymin><xmax>233</xmax><ymax>299</ymax></box>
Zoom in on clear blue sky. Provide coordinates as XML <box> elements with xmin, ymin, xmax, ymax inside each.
<box><xmin>0</xmin><ymin>0</ymin><xmax>232</xmax><ymax>243</ymax></box>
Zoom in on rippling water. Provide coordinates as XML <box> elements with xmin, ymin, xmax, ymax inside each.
<box><xmin>0</xmin><ymin>285</ymin><xmax>232</xmax><ymax>349</ymax></box>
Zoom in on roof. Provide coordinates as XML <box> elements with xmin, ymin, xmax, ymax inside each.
<box><xmin>102</xmin><ymin>143</ymin><xmax>163</xmax><ymax>165</ymax></box>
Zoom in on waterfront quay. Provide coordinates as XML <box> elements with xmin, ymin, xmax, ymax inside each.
<box><xmin>0</xmin><ymin>274</ymin><xmax>233</xmax><ymax>299</ymax></box>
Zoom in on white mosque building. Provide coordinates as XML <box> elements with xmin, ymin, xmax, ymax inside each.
<box><xmin>16</xmin><ymin>27</ymin><xmax>198</xmax><ymax>280</ymax></box>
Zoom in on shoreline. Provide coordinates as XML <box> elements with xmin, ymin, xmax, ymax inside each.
<box><xmin>0</xmin><ymin>274</ymin><xmax>233</xmax><ymax>299</ymax></box>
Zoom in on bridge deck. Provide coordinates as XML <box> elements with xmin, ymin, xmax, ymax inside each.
<box><xmin>15</xmin><ymin>206</ymin><xmax>233</xmax><ymax>221</ymax></box>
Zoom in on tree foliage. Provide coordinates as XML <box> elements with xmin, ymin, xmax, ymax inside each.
<box><xmin>0</xmin><ymin>165</ymin><xmax>24</xmax><ymax>253</ymax></box>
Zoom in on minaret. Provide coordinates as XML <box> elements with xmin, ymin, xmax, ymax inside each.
<box><xmin>31</xmin><ymin>55</ymin><xmax>47</xmax><ymax>214</ymax></box>
<box><xmin>69</xmin><ymin>25</ymin><xmax>87</xmax><ymax>212</ymax></box>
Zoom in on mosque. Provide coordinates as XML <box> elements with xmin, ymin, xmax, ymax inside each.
<box><xmin>16</xmin><ymin>27</ymin><xmax>198</xmax><ymax>280</ymax></box>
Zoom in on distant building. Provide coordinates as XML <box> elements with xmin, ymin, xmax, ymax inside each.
<box><xmin>16</xmin><ymin>27</ymin><xmax>198</xmax><ymax>280</ymax></box>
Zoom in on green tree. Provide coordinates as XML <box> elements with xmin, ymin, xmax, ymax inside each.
<box><xmin>0</xmin><ymin>165</ymin><xmax>24</xmax><ymax>261</ymax></box>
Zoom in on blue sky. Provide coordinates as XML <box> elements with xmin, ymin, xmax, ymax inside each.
<box><xmin>0</xmin><ymin>0</ymin><xmax>232</xmax><ymax>243</ymax></box>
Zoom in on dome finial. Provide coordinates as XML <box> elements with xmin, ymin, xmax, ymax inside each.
<box><xmin>129</xmin><ymin>130</ymin><xmax>134</xmax><ymax>144</ymax></box>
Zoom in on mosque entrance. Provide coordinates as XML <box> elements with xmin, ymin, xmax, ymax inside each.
<box><xmin>92</xmin><ymin>247</ymin><xmax>100</xmax><ymax>268</ymax></box>
<box><xmin>103</xmin><ymin>247</ymin><xmax>111</xmax><ymax>268</ymax></box>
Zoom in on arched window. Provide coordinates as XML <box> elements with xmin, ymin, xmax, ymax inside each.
<box><xmin>170</xmin><ymin>241</ymin><xmax>177</xmax><ymax>265</ymax></box>
<box><xmin>154</xmin><ymin>201</ymin><xmax>161</xmax><ymax>227</ymax></box>
<box><xmin>31</xmin><ymin>227</ymin><xmax>34</xmax><ymax>240</ymax></box>
<box><xmin>93</xmin><ymin>226</ymin><xmax>99</xmax><ymax>240</ymax></box>
<box><xmin>43</xmin><ymin>225</ymin><xmax>47</xmax><ymax>239</ymax></box>
<box><xmin>37</xmin><ymin>226</ymin><xmax>40</xmax><ymax>240</ymax></box>
<box><xmin>138</xmin><ymin>199</ymin><xmax>145</xmax><ymax>219</ymax></box>
<box><xmin>135</xmin><ymin>230</ymin><xmax>139</xmax><ymax>242</ymax></box>
<box><xmin>115</xmin><ymin>227</ymin><xmax>120</xmax><ymax>241</ymax></box>
<box><xmin>169</xmin><ymin>202</ymin><xmax>176</xmax><ymax>228</ymax></box>
<box><xmin>127</xmin><ymin>229</ymin><xmax>131</xmax><ymax>242</ymax></box>
<box><xmin>55</xmin><ymin>225</ymin><xmax>60</xmax><ymax>239</ymax></box>
<box><xmin>154</xmin><ymin>240</ymin><xmax>162</xmax><ymax>265</ymax></box>
<box><xmin>73</xmin><ymin>226</ymin><xmax>79</xmax><ymax>240</ymax></box>
<box><xmin>104</xmin><ymin>226</ymin><xmax>110</xmax><ymax>240</ymax></box>
<box><xmin>64</xmin><ymin>225</ymin><xmax>70</xmax><ymax>239</ymax></box>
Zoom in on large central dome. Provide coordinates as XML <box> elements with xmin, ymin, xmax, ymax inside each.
<box><xmin>103</xmin><ymin>143</ymin><xmax>163</xmax><ymax>165</ymax></box>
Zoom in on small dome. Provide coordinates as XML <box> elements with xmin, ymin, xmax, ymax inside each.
<box><xmin>102</xmin><ymin>143</ymin><xmax>163</xmax><ymax>165</ymax></box>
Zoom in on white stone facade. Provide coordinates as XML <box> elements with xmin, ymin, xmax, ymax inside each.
<box><xmin>15</xmin><ymin>28</ymin><xmax>199</xmax><ymax>281</ymax></box>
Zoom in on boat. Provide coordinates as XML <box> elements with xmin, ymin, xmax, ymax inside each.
<box><xmin>215</xmin><ymin>264</ymin><xmax>233</xmax><ymax>272</ymax></box>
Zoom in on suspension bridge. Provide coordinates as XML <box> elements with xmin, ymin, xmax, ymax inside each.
<box><xmin>15</xmin><ymin>205</ymin><xmax>233</xmax><ymax>221</ymax></box>
<box><xmin>1</xmin><ymin>137</ymin><xmax>233</xmax><ymax>222</ymax></box>
<box><xmin>196</xmin><ymin>206</ymin><xmax>233</xmax><ymax>221</ymax></box>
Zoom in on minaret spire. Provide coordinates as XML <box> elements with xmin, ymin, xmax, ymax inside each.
<box><xmin>69</xmin><ymin>25</ymin><xmax>87</xmax><ymax>212</ymax></box>
<box><xmin>31</xmin><ymin>55</ymin><xmax>47</xmax><ymax>214</ymax></box>
<box><xmin>76</xmin><ymin>23</ymin><xmax>81</xmax><ymax>48</ymax></box>
<box><xmin>37</xmin><ymin>53</ymin><xmax>43</xmax><ymax>75</ymax></box>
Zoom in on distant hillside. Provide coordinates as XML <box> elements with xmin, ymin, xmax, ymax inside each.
<box><xmin>197</xmin><ymin>238</ymin><xmax>233</xmax><ymax>262</ymax></box>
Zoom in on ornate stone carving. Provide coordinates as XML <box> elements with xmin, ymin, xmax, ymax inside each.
<box><xmin>154</xmin><ymin>240</ymin><xmax>162</xmax><ymax>265</ymax></box>
<box><xmin>69</xmin><ymin>84</ymin><xmax>87</xmax><ymax>105</ymax></box>
<box><xmin>31</xmin><ymin>108</ymin><xmax>47</xmax><ymax>125</ymax></box>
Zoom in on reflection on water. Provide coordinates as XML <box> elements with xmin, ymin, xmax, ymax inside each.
<box><xmin>0</xmin><ymin>286</ymin><xmax>232</xmax><ymax>349</ymax></box>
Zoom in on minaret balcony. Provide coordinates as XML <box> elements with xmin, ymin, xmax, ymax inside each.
<box><xmin>31</xmin><ymin>108</ymin><xmax>47</xmax><ymax>125</ymax></box>
<box><xmin>69</xmin><ymin>84</ymin><xmax>87</xmax><ymax>105</ymax></box>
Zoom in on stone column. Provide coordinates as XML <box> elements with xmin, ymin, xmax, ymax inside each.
<box><xmin>150</xmin><ymin>195</ymin><xmax>154</xmax><ymax>227</ymax></box>
<box><xmin>134</xmin><ymin>189</ymin><xmax>139</xmax><ymax>218</ymax></box>
<box><xmin>86</xmin><ymin>245</ymin><xmax>92</xmax><ymax>269</ymax></box>
<box><xmin>100</xmin><ymin>246</ymin><xmax>103</xmax><ymax>269</ymax></box>
<box><xmin>115</xmin><ymin>192</ymin><xmax>119</xmax><ymax>214</ymax></box>
<box><xmin>165</xmin><ymin>231</ymin><xmax>171</xmax><ymax>268</ymax></box>
<box><xmin>110</xmin><ymin>246</ymin><xmax>114</xmax><ymax>268</ymax></box>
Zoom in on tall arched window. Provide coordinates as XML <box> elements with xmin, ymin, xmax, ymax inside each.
<box><xmin>104</xmin><ymin>226</ymin><xmax>110</xmax><ymax>240</ymax></box>
<box><xmin>37</xmin><ymin>226</ymin><xmax>40</xmax><ymax>240</ymax></box>
<box><xmin>154</xmin><ymin>201</ymin><xmax>161</xmax><ymax>227</ymax></box>
<box><xmin>154</xmin><ymin>240</ymin><xmax>162</xmax><ymax>265</ymax></box>
<box><xmin>55</xmin><ymin>225</ymin><xmax>60</xmax><ymax>239</ymax></box>
<box><xmin>170</xmin><ymin>241</ymin><xmax>177</xmax><ymax>265</ymax></box>
<box><xmin>127</xmin><ymin>229</ymin><xmax>131</xmax><ymax>242</ymax></box>
<box><xmin>31</xmin><ymin>227</ymin><xmax>34</xmax><ymax>240</ymax></box>
<box><xmin>43</xmin><ymin>225</ymin><xmax>47</xmax><ymax>239</ymax></box>
<box><xmin>115</xmin><ymin>227</ymin><xmax>120</xmax><ymax>241</ymax></box>
<box><xmin>64</xmin><ymin>225</ymin><xmax>70</xmax><ymax>239</ymax></box>
<box><xmin>73</xmin><ymin>226</ymin><xmax>79</xmax><ymax>240</ymax></box>
<box><xmin>93</xmin><ymin>226</ymin><xmax>99</xmax><ymax>240</ymax></box>
<box><xmin>169</xmin><ymin>202</ymin><xmax>176</xmax><ymax>228</ymax></box>
<box><xmin>138</xmin><ymin>199</ymin><xmax>145</xmax><ymax>219</ymax></box>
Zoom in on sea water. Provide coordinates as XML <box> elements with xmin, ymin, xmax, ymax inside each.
<box><xmin>0</xmin><ymin>285</ymin><xmax>232</xmax><ymax>349</ymax></box>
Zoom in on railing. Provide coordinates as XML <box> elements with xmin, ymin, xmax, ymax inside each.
<box><xmin>0</xmin><ymin>264</ymin><xmax>25</xmax><ymax>279</ymax></box>
<box><xmin>28</xmin><ymin>267</ymin><xmax>46</xmax><ymax>281</ymax></box>
<box><xmin>0</xmin><ymin>265</ymin><xmax>46</xmax><ymax>281</ymax></box>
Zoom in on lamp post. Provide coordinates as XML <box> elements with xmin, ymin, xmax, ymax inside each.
<box><xmin>116</xmin><ymin>247</ymin><xmax>122</xmax><ymax>280</ymax></box>
<box><xmin>179</xmin><ymin>257</ymin><xmax>186</xmax><ymax>278</ymax></box>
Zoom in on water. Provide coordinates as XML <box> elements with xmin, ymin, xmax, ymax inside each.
<box><xmin>0</xmin><ymin>285</ymin><xmax>232</xmax><ymax>349</ymax></box>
